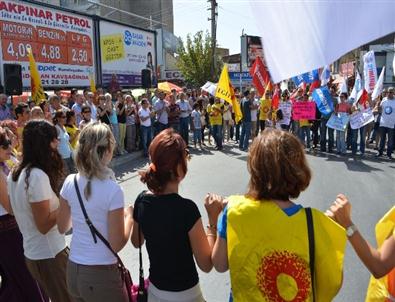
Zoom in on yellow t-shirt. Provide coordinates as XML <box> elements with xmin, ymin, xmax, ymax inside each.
<box><xmin>299</xmin><ymin>120</ymin><xmax>312</xmax><ymax>127</ymax></box>
<box><xmin>207</xmin><ymin>104</ymin><xmax>213</xmax><ymax>125</ymax></box>
<box><xmin>259</xmin><ymin>98</ymin><xmax>272</xmax><ymax>121</ymax></box>
<box><xmin>65</xmin><ymin>125</ymin><xmax>79</xmax><ymax>149</ymax></box>
<box><xmin>210</xmin><ymin>103</ymin><xmax>223</xmax><ymax>126</ymax></box>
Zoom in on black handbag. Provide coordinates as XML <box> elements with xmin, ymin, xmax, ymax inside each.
<box><xmin>73</xmin><ymin>175</ymin><xmax>134</xmax><ymax>302</ymax></box>
<box><xmin>305</xmin><ymin>207</ymin><xmax>316</xmax><ymax>302</ymax></box>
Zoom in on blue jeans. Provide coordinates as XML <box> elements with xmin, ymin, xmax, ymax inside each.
<box><xmin>180</xmin><ymin>117</ymin><xmax>190</xmax><ymax>145</ymax></box>
<box><xmin>239</xmin><ymin>121</ymin><xmax>251</xmax><ymax>150</ymax></box>
<box><xmin>140</xmin><ymin>125</ymin><xmax>152</xmax><ymax>156</ymax></box>
<box><xmin>193</xmin><ymin>129</ymin><xmax>202</xmax><ymax>144</ymax></box>
<box><xmin>379</xmin><ymin>127</ymin><xmax>395</xmax><ymax>156</ymax></box>
<box><xmin>154</xmin><ymin>122</ymin><xmax>168</xmax><ymax>136</ymax></box>
<box><xmin>212</xmin><ymin>124</ymin><xmax>223</xmax><ymax>148</ymax></box>
<box><xmin>351</xmin><ymin>126</ymin><xmax>366</xmax><ymax>155</ymax></box>
<box><xmin>320</xmin><ymin>118</ymin><xmax>334</xmax><ymax>151</ymax></box>
<box><xmin>235</xmin><ymin>122</ymin><xmax>241</xmax><ymax>141</ymax></box>
<box><xmin>298</xmin><ymin>126</ymin><xmax>311</xmax><ymax>148</ymax></box>
<box><xmin>336</xmin><ymin>130</ymin><xmax>346</xmax><ymax>154</ymax></box>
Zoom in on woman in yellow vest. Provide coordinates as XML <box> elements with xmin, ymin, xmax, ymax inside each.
<box><xmin>329</xmin><ymin>196</ymin><xmax>395</xmax><ymax>301</ymax></box>
<box><xmin>210</xmin><ymin>129</ymin><xmax>347</xmax><ymax>302</ymax></box>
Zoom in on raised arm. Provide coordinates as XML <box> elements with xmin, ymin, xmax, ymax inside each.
<box><xmin>328</xmin><ymin>194</ymin><xmax>395</xmax><ymax>278</ymax></box>
<box><xmin>189</xmin><ymin>193</ymin><xmax>223</xmax><ymax>273</ymax></box>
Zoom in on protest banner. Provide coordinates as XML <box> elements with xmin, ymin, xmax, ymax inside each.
<box><xmin>327</xmin><ymin>113</ymin><xmax>350</xmax><ymax>131</ymax></box>
<box><xmin>0</xmin><ymin>0</ymin><xmax>95</xmax><ymax>88</ymax></box>
<box><xmin>363</xmin><ymin>51</ymin><xmax>377</xmax><ymax>93</ymax></box>
<box><xmin>350</xmin><ymin>108</ymin><xmax>374</xmax><ymax>130</ymax></box>
<box><xmin>292</xmin><ymin>69</ymin><xmax>319</xmax><ymax>86</ymax></box>
<box><xmin>249</xmin><ymin>56</ymin><xmax>270</xmax><ymax>96</ymax></box>
<box><xmin>292</xmin><ymin>101</ymin><xmax>316</xmax><ymax>120</ymax></box>
<box><xmin>312</xmin><ymin>86</ymin><xmax>334</xmax><ymax>116</ymax></box>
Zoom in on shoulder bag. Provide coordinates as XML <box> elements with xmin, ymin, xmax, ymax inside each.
<box><xmin>74</xmin><ymin>175</ymin><xmax>148</xmax><ymax>302</ymax></box>
<box><xmin>305</xmin><ymin>207</ymin><xmax>316</xmax><ymax>302</ymax></box>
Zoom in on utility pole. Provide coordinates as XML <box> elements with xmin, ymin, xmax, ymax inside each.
<box><xmin>208</xmin><ymin>0</ymin><xmax>218</xmax><ymax>78</ymax></box>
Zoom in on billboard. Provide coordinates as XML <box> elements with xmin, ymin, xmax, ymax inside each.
<box><xmin>0</xmin><ymin>0</ymin><xmax>95</xmax><ymax>88</ymax></box>
<box><xmin>100</xmin><ymin>20</ymin><xmax>156</xmax><ymax>87</ymax></box>
<box><xmin>241</xmin><ymin>35</ymin><xmax>263</xmax><ymax>72</ymax></box>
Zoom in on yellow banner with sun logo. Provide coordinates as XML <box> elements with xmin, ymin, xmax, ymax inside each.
<box><xmin>227</xmin><ymin>196</ymin><xmax>346</xmax><ymax>302</ymax></box>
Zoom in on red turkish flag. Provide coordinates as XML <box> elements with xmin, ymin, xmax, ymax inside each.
<box><xmin>357</xmin><ymin>89</ymin><xmax>369</xmax><ymax>108</ymax></box>
<box><xmin>309</xmin><ymin>80</ymin><xmax>321</xmax><ymax>93</ymax></box>
<box><xmin>249</xmin><ymin>56</ymin><xmax>270</xmax><ymax>96</ymax></box>
<box><xmin>272</xmin><ymin>85</ymin><xmax>280</xmax><ymax>109</ymax></box>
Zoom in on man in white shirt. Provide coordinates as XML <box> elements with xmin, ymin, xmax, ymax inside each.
<box><xmin>72</xmin><ymin>93</ymin><xmax>84</xmax><ymax>125</ymax></box>
<box><xmin>177</xmin><ymin>92</ymin><xmax>192</xmax><ymax>145</ymax></box>
<box><xmin>153</xmin><ymin>91</ymin><xmax>169</xmax><ymax>136</ymax></box>
<box><xmin>377</xmin><ymin>87</ymin><xmax>395</xmax><ymax>159</ymax></box>
<box><xmin>49</xmin><ymin>95</ymin><xmax>69</xmax><ymax>117</ymax></box>
<box><xmin>86</xmin><ymin>92</ymin><xmax>97</xmax><ymax>121</ymax></box>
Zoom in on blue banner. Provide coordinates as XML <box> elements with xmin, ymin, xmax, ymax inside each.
<box><xmin>312</xmin><ymin>86</ymin><xmax>334</xmax><ymax>116</ymax></box>
<box><xmin>293</xmin><ymin>69</ymin><xmax>320</xmax><ymax>86</ymax></box>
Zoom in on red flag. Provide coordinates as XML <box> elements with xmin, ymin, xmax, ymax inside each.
<box><xmin>309</xmin><ymin>80</ymin><xmax>321</xmax><ymax>93</ymax></box>
<box><xmin>357</xmin><ymin>89</ymin><xmax>368</xmax><ymax>108</ymax></box>
<box><xmin>249</xmin><ymin>56</ymin><xmax>270</xmax><ymax>96</ymax></box>
<box><xmin>272</xmin><ymin>85</ymin><xmax>280</xmax><ymax>109</ymax></box>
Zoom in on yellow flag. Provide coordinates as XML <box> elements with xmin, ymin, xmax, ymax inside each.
<box><xmin>215</xmin><ymin>65</ymin><xmax>243</xmax><ymax>123</ymax></box>
<box><xmin>27</xmin><ymin>47</ymin><xmax>45</xmax><ymax>105</ymax></box>
<box><xmin>366</xmin><ymin>207</ymin><xmax>395</xmax><ymax>302</ymax></box>
<box><xmin>89</xmin><ymin>73</ymin><xmax>96</xmax><ymax>94</ymax></box>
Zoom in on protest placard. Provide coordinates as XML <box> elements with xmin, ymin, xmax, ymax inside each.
<box><xmin>292</xmin><ymin>101</ymin><xmax>316</xmax><ymax>120</ymax></box>
<box><xmin>350</xmin><ymin>108</ymin><xmax>374</xmax><ymax>129</ymax></box>
<box><xmin>327</xmin><ymin>113</ymin><xmax>350</xmax><ymax>131</ymax></box>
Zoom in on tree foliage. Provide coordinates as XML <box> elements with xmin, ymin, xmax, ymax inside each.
<box><xmin>177</xmin><ymin>31</ymin><xmax>223</xmax><ymax>87</ymax></box>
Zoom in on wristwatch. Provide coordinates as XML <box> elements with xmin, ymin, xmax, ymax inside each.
<box><xmin>346</xmin><ymin>224</ymin><xmax>358</xmax><ymax>237</ymax></box>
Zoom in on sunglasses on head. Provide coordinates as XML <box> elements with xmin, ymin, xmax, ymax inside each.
<box><xmin>1</xmin><ymin>139</ymin><xmax>11</xmax><ymax>150</ymax></box>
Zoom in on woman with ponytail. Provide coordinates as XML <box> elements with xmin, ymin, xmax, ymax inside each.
<box><xmin>131</xmin><ymin>128</ymin><xmax>223</xmax><ymax>302</ymax></box>
<box><xmin>57</xmin><ymin>122</ymin><xmax>133</xmax><ymax>302</ymax></box>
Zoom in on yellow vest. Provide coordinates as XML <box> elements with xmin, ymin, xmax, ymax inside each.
<box><xmin>227</xmin><ymin>195</ymin><xmax>346</xmax><ymax>302</ymax></box>
<box><xmin>366</xmin><ymin>207</ymin><xmax>395</xmax><ymax>302</ymax></box>
<box><xmin>259</xmin><ymin>98</ymin><xmax>271</xmax><ymax>121</ymax></box>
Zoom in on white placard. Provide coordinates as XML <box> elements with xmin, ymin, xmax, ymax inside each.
<box><xmin>350</xmin><ymin>108</ymin><xmax>374</xmax><ymax>130</ymax></box>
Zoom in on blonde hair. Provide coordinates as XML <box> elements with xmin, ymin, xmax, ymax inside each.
<box><xmin>75</xmin><ymin>122</ymin><xmax>115</xmax><ymax>199</ymax></box>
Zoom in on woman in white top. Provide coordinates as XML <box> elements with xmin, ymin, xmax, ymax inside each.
<box><xmin>8</xmin><ymin>120</ymin><xmax>71</xmax><ymax>302</ymax></box>
<box><xmin>0</xmin><ymin>126</ymin><xmax>48</xmax><ymax>302</ymax></box>
<box><xmin>53</xmin><ymin>110</ymin><xmax>74</xmax><ymax>174</ymax></box>
<box><xmin>57</xmin><ymin>122</ymin><xmax>133</xmax><ymax>302</ymax></box>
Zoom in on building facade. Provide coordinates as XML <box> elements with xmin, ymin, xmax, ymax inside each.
<box><xmin>33</xmin><ymin>0</ymin><xmax>174</xmax><ymax>32</ymax></box>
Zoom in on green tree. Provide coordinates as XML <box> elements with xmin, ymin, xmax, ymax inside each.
<box><xmin>177</xmin><ymin>31</ymin><xmax>223</xmax><ymax>87</ymax></box>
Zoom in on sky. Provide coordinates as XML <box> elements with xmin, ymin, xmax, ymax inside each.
<box><xmin>173</xmin><ymin>0</ymin><xmax>260</xmax><ymax>55</ymax></box>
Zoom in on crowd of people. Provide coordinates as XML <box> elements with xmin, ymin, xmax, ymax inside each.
<box><xmin>0</xmin><ymin>81</ymin><xmax>394</xmax><ymax>163</ymax></box>
<box><xmin>0</xmin><ymin>80</ymin><xmax>394</xmax><ymax>302</ymax></box>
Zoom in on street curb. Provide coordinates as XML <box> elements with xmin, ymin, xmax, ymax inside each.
<box><xmin>110</xmin><ymin>152</ymin><xmax>144</xmax><ymax>169</ymax></box>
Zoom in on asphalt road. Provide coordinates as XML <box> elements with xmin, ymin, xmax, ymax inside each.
<box><xmin>83</xmin><ymin>142</ymin><xmax>395</xmax><ymax>301</ymax></box>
